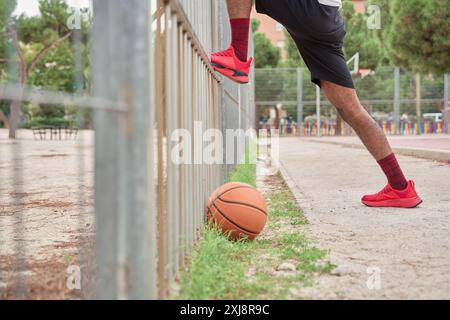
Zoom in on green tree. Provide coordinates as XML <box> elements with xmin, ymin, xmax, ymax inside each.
<box><xmin>384</xmin><ymin>0</ymin><xmax>450</xmax><ymax>74</ymax></box>
<box><xmin>366</xmin><ymin>0</ymin><xmax>391</xmax><ymax>66</ymax></box>
<box><xmin>278</xmin><ymin>29</ymin><xmax>306</xmax><ymax>68</ymax></box>
<box><xmin>341</xmin><ymin>0</ymin><xmax>383</xmax><ymax>69</ymax></box>
<box><xmin>0</xmin><ymin>0</ymin><xmax>17</xmax><ymax>127</ymax></box>
<box><xmin>1</xmin><ymin>0</ymin><xmax>77</xmax><ymax>137</ymax></box>
<box><xmin>252</xmin><ymin>18</ymin><xmax>280</xmax><ymax>68</ymax></box>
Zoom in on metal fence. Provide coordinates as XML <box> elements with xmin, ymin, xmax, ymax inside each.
<box><xmin>256</xmin><ymin>67</ymin><xmax>450</xmax><ymax>136</ymax></box>
<box><xmin>0</xmin><ymin>0</ymin><xmax>254</xmax><ymax>299</ymax></box>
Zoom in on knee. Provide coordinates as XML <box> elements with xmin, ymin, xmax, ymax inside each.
<box><xmin>321</xmin><ymin>80</ymin><xmax>369</xmax><ymax>121</ymax></box>
<box><xmin>335</xmin><ymin>103</ymin><xmax>369</xmax><ymax>124</ymax></box>
<box><xmin>332</xmin><ymin>99</ymin><xmax>363</xmax><ymax>117</ymax></box>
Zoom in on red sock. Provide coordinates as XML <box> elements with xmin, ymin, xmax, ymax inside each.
<box><xmin>377</xmin><ymin>153</ymin><xmax>408</xmax><ymax>190</ymax></box>
<box><xmin>230</xmin><ymin>18</ymin><xmax>250</xmax><ymax>62</ymax></box>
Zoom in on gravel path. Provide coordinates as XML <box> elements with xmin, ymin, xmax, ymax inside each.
<box><xmin>279</xmin><ymin>138</ymin><xmax>450</xmax><ymax>299</ymax></box>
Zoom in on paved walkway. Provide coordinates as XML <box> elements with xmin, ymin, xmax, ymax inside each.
<box><xmin>279</xmin><ymin>137</ymin><xmax>450</xmax><ymax>299</ymax></box>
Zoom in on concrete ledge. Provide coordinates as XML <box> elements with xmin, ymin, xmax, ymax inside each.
<box><xmin>305</xmin><ymin>138</ymin><xmax>450</xmax><ymax>163</ymax></box>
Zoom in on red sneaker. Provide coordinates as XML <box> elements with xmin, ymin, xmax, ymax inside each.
<box><xmin>362</xmin><ymin>180</ymin><xmax>423</xmax><ymax>208</ymax></box>
<box><xmin>211</xmin><ymin>46</ymin><xmax>252</xmax><ymax>84</ymax></box>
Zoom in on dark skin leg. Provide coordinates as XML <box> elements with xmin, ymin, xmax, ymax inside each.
<box><xmin>321</xmin><ymin>80</ymin><xmax>393</xmax><ymax>161</ymax></box>
<box><xmin>226</xmin><ymin>0</ymin><xmax>253</xmax><ymax>19</ymax></box>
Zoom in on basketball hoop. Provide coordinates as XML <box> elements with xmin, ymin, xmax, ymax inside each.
<box><xmin>347</xmin><ymin>52</ymin><xmax>360</xmax><ymax>75</ymax></box>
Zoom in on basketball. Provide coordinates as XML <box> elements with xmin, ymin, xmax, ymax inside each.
<box><xmin>206</xmin><ymin>182</ymin><xmax>268</xmax><ymax>240</ymax></box>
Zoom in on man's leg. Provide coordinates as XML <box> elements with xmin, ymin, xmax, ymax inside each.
<box><xmin>226</xmin><ymin>0</ymin><xmax>252</xmax><ymax>62</ymax></box>
<box><xmin>226</xmin><ymin>0</ymin><xmax>252</xmax><ymax>19</ymax></box>
<box><xmin>321</xmin><ymin>81</ymin><xmax>422</xmax><ymax>207</ymax></box>
<box><xmin>210</xmin><ymin>0</ymin><xmax>253</xmax><ymax>84</ymax></box>
<box><xmin>321</xmin><ymin>81</ymin><xmax>393</xmax><ymax>161</ymax></box>
<box><xmin>322</xmin><ymin>80</ymin><xmax>423</xmax><ymax>194</ymax></box>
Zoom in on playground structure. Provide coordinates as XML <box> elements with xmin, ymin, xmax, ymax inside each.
<box><xmin>256</xmin><ymin>68</ymin><xmax>450</xmax><ymax>137</ymax></box>
<box><xmin>0</xmin><ymin>0</ymin><xmax>255</xmax><ymax>299</ymax></box>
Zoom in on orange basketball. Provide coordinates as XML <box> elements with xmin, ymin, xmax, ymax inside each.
<box><xmin>206</xmin><ymin>182</ymin><xmax>267</xmax><ymax>240</ymax></box>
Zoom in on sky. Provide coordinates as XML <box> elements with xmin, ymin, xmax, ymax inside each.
<box><xmin>13</xmin><ymin>0</ymin><xmax>91</xmax><ymax>17</ymax></box>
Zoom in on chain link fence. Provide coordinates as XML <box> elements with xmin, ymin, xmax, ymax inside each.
<box><xmin>256</xmin><ymin>67</ymin><xmax>450</xmax><ymax>136</ymax></box>
<box><xmin>0</xmin><ymin>0</ymin><xmax>254</xmax><ymax>299</ymax></box>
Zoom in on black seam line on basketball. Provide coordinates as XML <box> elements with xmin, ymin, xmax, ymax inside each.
<box><xmin>208</xmin><ymin>185</ymin><xmax>253</xmax><ymax>219</ymax></box>
<box><xmin>211</xmin><ymin>185</ymin><xmax>253</xmax><ymax>208</ymax></box>
<box><xmin>215</xmin><ymin>197</ymin><xmax>267</xmax><ymax>216</ymax></box>
<box><xmin>212</xmin><ymin>203</ymin><xmax>259</xmax><ymax>235</ymax></box>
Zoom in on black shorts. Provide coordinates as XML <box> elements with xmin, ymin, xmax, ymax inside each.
<box><xmin>255</xmin><ymin>0</ymin><xmax>355</xmax><ymax>89</ymax></box>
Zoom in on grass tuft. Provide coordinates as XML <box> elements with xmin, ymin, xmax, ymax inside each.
<box><xmin>179</xmin><ymin>225</ymin><xmax>256</xmax><ymax>300</ymax></box>
<box><xmin>229</xmin><ymin>164</ymin><xmax>256</xmax><ymax>188</ymax></box>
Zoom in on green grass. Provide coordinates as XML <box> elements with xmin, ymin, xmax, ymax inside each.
<box><xmin>267</xmin><ymin>190</ymin><xmax>308</xmax><ymax>223</ymax></box>
<box><xmin>229</xmin><ymin>162</ymin><xmax>256</xmax><ymax>187</ymax></box>
<box><xmin>177</xmin><ymin>158</ymin><xmax>334</xmax><ymax>299</ymax></box>
<box><xmin>229</xmin><ymin>147</ymin><xmax>257</xmax><ymax>187</ymax></box>
<box><xmin>278</xmin><ymin>233</ymin><xmax>334</xmax><ymax>275</ymax></box>
<box><xmin>179</xmin><ymin>225</ymin><xmax>257</xmax><ymax>299</ymax></box>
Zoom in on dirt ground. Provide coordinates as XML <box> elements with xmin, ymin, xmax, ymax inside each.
<box><xmin>0</xmin><ymin>129</ymin><xmax>95</xmax><ymax>299</ymax></box>
<box><xmin>279</xmin><ymin>137</ymin><xmax>450</xmax><ymax>299</ymax></box>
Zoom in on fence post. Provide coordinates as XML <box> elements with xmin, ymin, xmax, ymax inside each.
<box><xmin>445</xmin><ymin>74</ymin><xmax>450</xmax><ymax>107</ymax></box>
<box><xmin>393</xmin><ymin>67</ymin><xmax>401</xmax><ymax>135</ymax></box>
<box><xmin>444</xmin><ymin>74</ymin><xmax>450</xmax><ymax>132</ymax></box>
<box><xmin>415</xmin><ymin>73</ymin><xmax>421</xmax><ymax>135</ymax></box>
<box><xmin>316</xmin><ymin>85</ymin><xmax>321</xmax><ymax>138</ymax></box>
<box><xmin>296</xmin><ymin>68</ymin><xmax>303</xmax><ymax>136</ymax></box>
<box><xmin>93</xmin><ymin>0</ymin><xmax>156</xmax><ymax>300</ymax></box>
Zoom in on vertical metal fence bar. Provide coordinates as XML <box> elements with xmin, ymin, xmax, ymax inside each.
<box><xmin>192</xmin><ymin>47</ymin><xmax>197</xmax><ymax>247</ymax></box>
<box><xmin>92</xmin><ymin>0</ymin><xmax>121</xmax><ymax>299</ymax></box>
<box><xmin>186</xmin><ymin>28</ymin><xmax>193</xmax><ymax>264</ymax></box>
<box><xmin>194</xmin><ymin>53</ymin><xmax>199</xmax><ymax>238</ymax></box>
<box><xmin>124</xmin><ymin>0</ymin><xmax>155</xmax><ymax>298</ymax></box>
<box><xmin>316</xmin><ymin>85</ymin><xmax>321</xmax><ymax>138</ymax></box>
<box><xmin>72</xmin><ymin>22</ymin><xmax>90</xmax><ymax>299</ymax></box>
<box><xmin>415</xmin><ymin>73</ymin><xmax>422</xmax><ymax>135</ymax></box>
<box><xmin>394</xmin><ymin>67</ymin><xmax>401</xmax><ymax>135</ymax></box>
<box><xmin>93</xmin><ymin>0</ymin><xmax>155</xmax><ymax>300</ymax></box>
<box><xmin>147</xmin><ymin>0</ymin><xmax>158</xmax><ymax>299</ymax></box>
<box><xmin>445</xmin><ymin>74</ymin><xmax>450</xmax><ymax>133</ymax></box>
<box><xmin>178</xmin><ymin>26</ymin><xmax>186</xmax><ymax>269</ymax></box>
<box><xmin>185</xmin><ymin>37</ymin><xmax>193</xmax><ymax>254</ymax></box>
<box><xmin>297</xmin><ymin>68</ymin><xmax>304</xmax><ymax>136</ymax></box>
<box><xmin>8</xmin><ymin>41</ymin><xmax>27</xmax><ymax>298</ymax></box>
<box><xmin>165</xmin><ymin>7</ymin><xmax>175</xmax><ymax>288</ymax></box>
<box><xmin>155</xmin><ymin>0</ymin><xmax>168</xmax><ymax>298</ymax></box>
<box><xmin>172</xmin><ymin>13</ymin><xmax>181</xmax><ymax>281</ymax></box>
<box><xmin>445</xmin><ymin>74</ymin><xmax>450</xmax><ymax>110</ymax></box>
